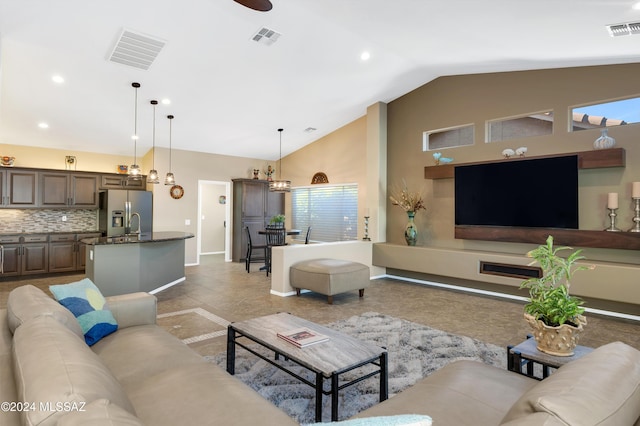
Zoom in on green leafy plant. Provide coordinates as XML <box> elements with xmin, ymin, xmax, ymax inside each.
<box><xmin>269</xmin><ymin>214</ymin><xmax>285</xmax><ymax>224</ymax></box>
<box><xmin>520</xmin><ymin>235</ymin><xmax>593</xmax><ymax>327</ymax></box>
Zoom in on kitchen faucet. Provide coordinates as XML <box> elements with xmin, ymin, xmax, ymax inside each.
<box><xmin>124</xmin><ymin>201</ymin><xmax>142</xmax><ymax>235</ymax></box>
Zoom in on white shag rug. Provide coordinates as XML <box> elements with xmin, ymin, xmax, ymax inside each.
<box><xmin>208</xmin><ymin>311</ymin><xmax>506</xmax><ymax>424</ymax></box>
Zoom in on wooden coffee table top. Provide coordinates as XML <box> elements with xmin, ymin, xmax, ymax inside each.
<box><xmin>229</xmin><ymin>312</ymin><xmax>386</xmax><ymax>376</ymax></box>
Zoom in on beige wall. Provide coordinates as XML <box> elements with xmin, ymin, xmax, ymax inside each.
<box><xmin>283</xmin><ymin>116</ymin><xmax>369</xmax><ymax>238</ymax></box>
<box><xmin>386</xmin><ymin>63</ymin><xmax>640</xmax><ymax>265</ymax></box>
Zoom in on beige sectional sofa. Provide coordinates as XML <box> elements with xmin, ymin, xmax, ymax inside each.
<box><xmin>353</xmin><ymin>340</ymin><xmax>640</xmax><ymax>425</ymax></box>
<box><xmin>2</xmin><ymin>284</ymin><xmax>640</xmax><ymax>426</ymax></box>
<box><xmin>0</xmin><ymin>285</ymin><xmax>297</xmax><ymax>426</ymax></box>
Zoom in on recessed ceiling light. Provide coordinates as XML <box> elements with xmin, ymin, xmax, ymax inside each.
<box><xmin>161</xmin><ymin>99</ymin><xmax>171</xmax><ymax>105</ymax></box>
<box><xmin>51</xmin><ymin>75</ymin><xmax>64</xmax><ymax>84</ymax></box>
<box><xmin>38</xmin><ymin>122</ymin><xmax>49</xmax><ymax>129</ymax></box>
<box><xmin>633</xmin><ymin>1</ymin><xmax>640</xmax><ymax>10</ymax></box>
<box><xmin>360</xmin><ymin>51</ymin><xmax>371</xmax><ymax>61</ymax></box>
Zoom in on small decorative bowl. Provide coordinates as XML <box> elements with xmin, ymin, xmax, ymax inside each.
<box><xmin>1</xmin><ymin>156</ymin><xmax>15</xmax><ymax>167</ymax></box>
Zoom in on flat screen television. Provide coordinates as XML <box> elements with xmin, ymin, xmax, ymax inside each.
<box><xmin>454</xmin><ymin>155</ymin><xmax>579</xmax><ymax>229</ymax></box>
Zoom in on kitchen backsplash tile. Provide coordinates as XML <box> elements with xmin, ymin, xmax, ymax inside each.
<box><xmin>0</xmin><ymin>209</ymin><xmax>98</xmax><ymax>233</ymax></box>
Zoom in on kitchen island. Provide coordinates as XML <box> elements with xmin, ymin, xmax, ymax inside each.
<box><xmin>81</xmin><ymin>231</ymin><xmax>194</xmax><ymax>296</ymax></box>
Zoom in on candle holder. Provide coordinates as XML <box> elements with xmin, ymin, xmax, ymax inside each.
<box><xmin>629</xmin><ymin>198</ymin><xmax>640</xmax><ymax>233</ymax></box>
<box><xmin>362</xmin><ymin>216</ymin><xmax>371</xmax><ymax>241</ymax></box>
<box><xmin>605</xmin><ymin>208</ymin><xmax>621</xmax><ymax>232</ymax></box>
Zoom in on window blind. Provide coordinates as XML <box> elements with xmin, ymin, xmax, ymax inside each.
<box><xmin>291</xmin><ymin>184</ymin><xmax>358</xmax><ymax>242</ymax></box>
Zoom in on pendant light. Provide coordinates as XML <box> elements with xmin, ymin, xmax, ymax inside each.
<box><xmin>164</xmin><ymin>114</ymin><xmax>176</xmax><ymax>185</ymax></box>
<box><xmin>269</xmin><ymin>128</ymin><xmax>291</xmax><ymax>192</ymax></box>
<box><xmin>128</xmin><ymin>82</ymin><xmax>142</xmax><ymax>180</ymax></box>
<box><xmin>147</xmin><ymin>100</ymin><xmax>159</xmax><ymax>184</ymax></box>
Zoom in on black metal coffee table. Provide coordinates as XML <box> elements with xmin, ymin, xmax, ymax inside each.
<box><xmin>226</xmin><ymin>312</ymin><xmax>388</xmax><ymax>422</ymax></box>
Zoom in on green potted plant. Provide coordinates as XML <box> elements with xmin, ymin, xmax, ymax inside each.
<box><xmin>269</xmin><ymin>214</ymin><xmax>285</xmax><ymax>227</ymax></box>
<box><xmin>520</xmin><ymin>235</ymin><xmax>593</xmax><ymax>356</ymax></box>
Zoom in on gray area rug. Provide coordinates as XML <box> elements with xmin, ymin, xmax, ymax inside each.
<box><xmin>208</xmin><ymin>311</ymin><xmax>506</xmax><ymax>424</ymax></box>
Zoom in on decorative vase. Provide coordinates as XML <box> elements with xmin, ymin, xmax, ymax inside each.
<box><xmin>524</xmin><ymin>313</ymin><xmax>587</xmax><ymax>357</ymax></box>
<box><xmin>404</xmin><ymin>211</ymin><xmax>418</xmax><ymax>246</ymax></box>
<box><xmin>593</xmin><ymin>128</ymin><xmax>616</xmax><ymax>150</ymax></box>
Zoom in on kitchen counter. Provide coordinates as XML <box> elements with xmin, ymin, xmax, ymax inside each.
<box><xmin>83</xmin><ymin>232</ymin><xmax>194</xmax><ymax>296</ymax></box>
<box><xmin>80</xmin><ymin>231</ymin><xmax>193</xmax><ymax>245</ymax></box>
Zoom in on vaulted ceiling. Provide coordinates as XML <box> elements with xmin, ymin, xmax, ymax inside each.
<box><xmin>0</xmin><ymin>0</ymin><xmax>638</xmax><ymax>161</ymax></box>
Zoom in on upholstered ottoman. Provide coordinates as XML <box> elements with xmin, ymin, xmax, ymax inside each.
<box><xmin>289</xmin><ymin>258</ymin><xmax>370</xmax><ymax>304</ymax></box>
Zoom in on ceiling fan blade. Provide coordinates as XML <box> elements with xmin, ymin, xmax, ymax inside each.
<box><xmin>233</xmin><ymin>0</ymin><xmax>273</xmax><ymax>12</ymax></box>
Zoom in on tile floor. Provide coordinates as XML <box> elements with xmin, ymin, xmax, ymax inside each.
<box><xmin>2</xmin><ymin>253</ymin><xmax>639</xmax><ymax>357</ymax></box>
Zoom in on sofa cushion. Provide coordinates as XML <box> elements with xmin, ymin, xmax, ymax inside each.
<box><xmin>6</xmin><ymin>284</ymin><xmax>83</xmax><ymax>338</ymax></box>
<box><xmin>125</xmin><ymin>363</ymin><xmax>298</xmax><ymax>425</ymax></box>
<box><xmin>501</xmin><ymin>341</ymin><xmax>640</xmax><ymax>425</ymax></box>
<box><xmin>50</xmin><ymin>278</ymin><xmax>118</xmax><ymax>346</ymax></box>
<box><xmin>353</xmin><ymin>360</ymin><xmax>538</xmax><ymax>426</ymax></box>
<box><xmin>12</xmin><ymin>315</ymin><xmax>136</xmax><ymax>426</ymax></box>
<box><xmin>91</xmin><ymin>324</ymin><xmax>206</xmax><ymax>389</ymax></box>
<box><xmin>57</xmin><ymin>399</ymin><xmax>144</xmax><ymax>426</ymax></box>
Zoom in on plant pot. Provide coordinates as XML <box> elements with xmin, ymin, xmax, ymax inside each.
<box><xmin>524</xmin><ymin>313</ymin><xmax>587</xmax><ymax>357</ymax></box>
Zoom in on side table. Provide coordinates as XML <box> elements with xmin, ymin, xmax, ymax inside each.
<box><xmin>507</xmin><ymin>335</ymin><xmax>593</xmax><ymax>380</ymax></box>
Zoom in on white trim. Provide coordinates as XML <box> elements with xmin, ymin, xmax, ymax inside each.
<box><xmin>382</xmin><ymin>274</ymin><xmax>640</xmax><ymax>322</ymax></box>
<box><xmin>148</xmin><ymin>277</ymin><xmax>185</xmax><ymax>295</ymax></box>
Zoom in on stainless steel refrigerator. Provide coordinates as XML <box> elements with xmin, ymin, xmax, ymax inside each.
<box><xmin>98</xmin><ymin>190</ymin><xmax>153</xmax><ymax>237</ymax></box>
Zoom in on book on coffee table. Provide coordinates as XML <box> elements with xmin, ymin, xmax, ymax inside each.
<box><xmin>277</xmin><ymin>327</ymin><xmax>329</xmax><ymax>348</ymax></box>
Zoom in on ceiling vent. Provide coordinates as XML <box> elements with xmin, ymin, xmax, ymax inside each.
<box><xmin>607</xmin><ymin>22</ymin><xmax>640</xmax><ymax>37</ymax></box>
<box><xmin>251</xmin><ymin>27</ymin><xmax>281</xmax><ymax>46</ymax></box>
<box><xmin>109</xmin><ymin>29</ymin><xmax>166</xmax><ymax>70</ymax></box>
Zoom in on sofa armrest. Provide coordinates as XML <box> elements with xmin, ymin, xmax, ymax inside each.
<box><xmin>106</xmin><ymin>292</ymin><xmax>157</xmax><ymax>328</ymax></box>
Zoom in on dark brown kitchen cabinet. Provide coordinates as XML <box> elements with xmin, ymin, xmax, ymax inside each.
<box><xmin>0</xmin><ymin>236</ymin><xmax>20</xmax><ymax>277</ymax></box>
<box><xmin>48</xmin><ymin>234</ymin><xmax>77</xmax><ymax>272</ymax></box>
<box><xmin>0</xmin><ymin>170</ymin><xmax>38</xmax><ymax>208</ymax></box>
<box><xmin>40</xmin><ymin>172</ymin><xmax>98</xmax><ymax>208</ymax></box>
<box><xmin>231</xmin><ymin>179</ymin><xmax>285</xmax><ymax>262</ymax></box>
<box><xmin>99</xmin><ymin>174</ymin><xmax>146</xmax><ymax>190</ymax></box>
<box><xmin>0</xmin><ymin>235</ymin><xmax>48</xmax><ymax>277</ymax></box>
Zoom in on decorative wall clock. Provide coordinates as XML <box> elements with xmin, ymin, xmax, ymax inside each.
<box><xmin>170</xmin><ymin>185</ymin><xmax>184</xmax><ymax>199</ymax></box>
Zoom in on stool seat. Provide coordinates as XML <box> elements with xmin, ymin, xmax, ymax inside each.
<box><xmin>290</xmin><ymin>258</ymin><xmax>370</xmax><ymax>304</ymax></box>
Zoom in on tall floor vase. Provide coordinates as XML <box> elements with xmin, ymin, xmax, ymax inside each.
<box><xmin>405</xmin><ymin>211</ymin><xmax>417</xmax><ymax>246</ymax></box>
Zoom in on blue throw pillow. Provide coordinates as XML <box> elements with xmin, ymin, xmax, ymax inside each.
<box><xmin>49</xmin><ymin>278</ymin><xmax>118</xmax><ymax>346</ymax></box>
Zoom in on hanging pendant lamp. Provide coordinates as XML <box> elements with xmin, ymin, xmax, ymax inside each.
<box><xmin>269</xmin><ymin>128</ymin><xmax>291</xmax><ymax>192</ymax></box>
<box><xmin>164</xmin><ymin>115</ymin><xmax>176</xmax><ymax>185</ymax></box>
<box><xmin>147</xmin><ymin>100</ymin><xmax>159</xmax><ymax>184</ymax></box>
<box><xmin>128</xmin><ymin>82</ymin><xmax>142</xmax><ymax>180</ymax></box>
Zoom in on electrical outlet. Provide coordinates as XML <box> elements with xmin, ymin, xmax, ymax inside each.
<box><xmin>185</xmin><ymin>219</ymin><xmax>191</xmax><ymax>226</ymax></box>
<box><xmin>62</xmin><ymin>215</ymin><xmax>68</xmax><ymax>222</ymax></box>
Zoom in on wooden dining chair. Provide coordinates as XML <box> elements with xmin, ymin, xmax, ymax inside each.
<box><xmin>245</xmin><ymin>227</ymin><xmax>267</xmax><ymax>273</ymax></box>
<box><xmin>264</xmin><ymin>225</ymin><xmax>287</xmax><ymax>276</ymax></box>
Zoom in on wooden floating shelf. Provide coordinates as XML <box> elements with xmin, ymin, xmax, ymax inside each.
<box><xmin>424</xmin><ymin>148</ymin><xmax>625</xmax><ymax>180</ymax></box>
<box><xmin>455</xmin><ymin>225</ymin><xmax>640</xmax><ymax>251</ymax></box>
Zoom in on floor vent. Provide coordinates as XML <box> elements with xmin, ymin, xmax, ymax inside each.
<box><xmin>108</xmin><ymin>29</ymin><xmax>166</xmax><ymax>70</ymax></box>
<box><xmin>251</xmin><ymin>27</ymin><xmax>281</xmax><ymax>46</ymax></box>
<box><xmin>607</xmin><ymin>22</ymin><xmax>640</xmax><ymax>37</ymax></box>
<box><xmin>479</xmin><ymin>261</ymin><xmax>542</xmax><ymax>280</ymax></box>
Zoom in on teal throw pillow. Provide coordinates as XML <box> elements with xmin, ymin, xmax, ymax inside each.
<box><xmin>49</xmin><ymin>278</ymin><xmax>118</xmax><ymax>346</ymax></box>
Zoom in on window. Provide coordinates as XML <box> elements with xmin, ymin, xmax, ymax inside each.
<box><xmin>291</xmin><ymin>184</ymin><xmax>358</xmax><ymax>243</ymax></box>
<box><xmin>487</xmin><ymin>111</ymin><xmax>554</xmax><ymax>142</ymax></box>
<box><xmin>571</xmin><ymin>96</ymin><xmax>640</xmax><ymax>131</ymax></box>
<box><xmin>422</xmin><ymin>124</ymin><xmax>474</xmax><ymax>151</ymax></box>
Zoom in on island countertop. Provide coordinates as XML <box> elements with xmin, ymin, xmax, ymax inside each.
<box><xmin>81</xmin><ymin>231</ymin><xmax>194</xmax><ymax>245</ymax></box>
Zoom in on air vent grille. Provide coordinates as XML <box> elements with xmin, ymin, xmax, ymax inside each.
<box><xmin>109</xmin><ymin>29</ymin><xmax>166</xmax><ymax>70</ymax></box>
<box><xmin>607</xmin><ymin>22</ymin><xmax>640</xmax><ymax>37</ymax></box>
<box><xmin>251</xmin><ymin>27</ymin><xmax>281</xmax><ymax>46</ymax></box>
